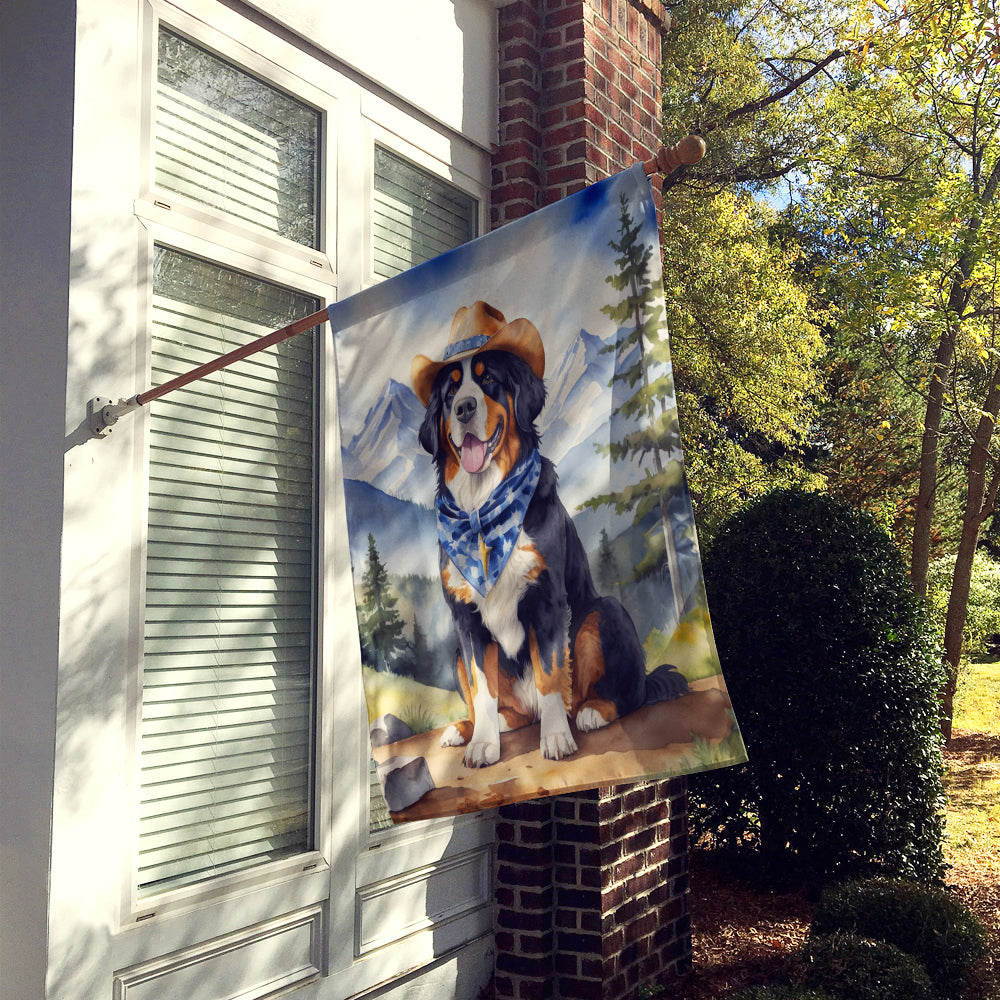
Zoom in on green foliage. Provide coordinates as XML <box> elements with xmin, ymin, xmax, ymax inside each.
<box><xmin>693</xmin><ymin>489</ymin><xmax>947</xmax><ymax>882</ymax></box>
<box><xmin>811</xmin><ymin>878</ymin><xmax>988</xmax><ymax>999</ymax></box>
<box><xmin>661</xmin><ymin>0</ymin><xmax>849</xmax><ymax>193</ymax></box>
<box><xmin>358</xmin><ymin>532</ymin><xmax>408</xmax><ymax>673</ymax></box>
<box><xmin>661</xmin><ymin>187</ymin><xmax>826</xmax><ymax>540</ymax></box>
<box><xmin>790</xmin><ymin>934</ymin><xmax>934</xmax><ymax>1000</ymax></box>
<box><xmin>732</xmin><ymin>987</ymin><xmax>836</xmax><ymax>1000</ymax></box>
<box><xmin>927</xmin><ymin>550</ymin><xmax>1000</xmax><ymax>659</ymax></box>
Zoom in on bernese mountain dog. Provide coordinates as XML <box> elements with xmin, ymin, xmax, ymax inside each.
<box><xmin>411</xmin><ymin>301</ymin><xmax>686</xmax><ymax>767</ymax></box>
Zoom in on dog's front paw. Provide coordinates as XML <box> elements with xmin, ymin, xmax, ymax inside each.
<box><xmin>464</xmin><ymin>740</ymin><xmax>501</xmax><ymax>768</ymax></box>
<box><xmin>540</xmin><ymin>729</ymin><xmax>578</xmax><ymax>760</ymax></box>
<box><xmin>440</xmin><ymin>723</ymin><xmax>468</xmax><ymax>747</ymax></box>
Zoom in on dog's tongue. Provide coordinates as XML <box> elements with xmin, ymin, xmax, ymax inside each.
<box><xmin>461</xmin><ymin>434</ymin><xmax>486</xmax><ymax>474</ymax></box>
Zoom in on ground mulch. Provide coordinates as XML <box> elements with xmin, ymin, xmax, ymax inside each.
<box><xmin>669</xmin><ymin>850</ymin><xmax>814</xmax><ymax>999</ymax></box>
<box><xmin>667</xmin><ymin>733</ymin><xmax>1000</xmax><ymax>1000</ymax></box>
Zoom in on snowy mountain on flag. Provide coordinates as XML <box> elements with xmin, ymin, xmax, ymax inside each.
<box><xmin>342</xmin><ymin>378</ymin><xmax>435</xmax><ymax>507</ymax></box>
<box><xmin>537</xmin><ymin>328</ymin><xmax>614</xmax><ymax>465</ymax></box>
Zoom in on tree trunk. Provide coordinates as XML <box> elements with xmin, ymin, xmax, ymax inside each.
<box><xmin>631</xmin><ymin>283</ymin><xmax>685</xmax><ymax>622</ymax></box>
<box><xmin>940</xmin><ymin>377</ymin><xmax>1000</xmax><ymax>740</ymax></box>
<box><xmin>910</xmin><ymin>159</ymin><xmax>1000</xmax><ymax>595</ymax></box>
<box><xmin>910</xmin><ymin>328</ymin><xmax>955</xmax><ymax>597</ymax></box>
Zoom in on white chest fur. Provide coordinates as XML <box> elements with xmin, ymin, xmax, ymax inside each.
<box><xmin>448</xmin><ymin>530</ymin><xmax>541</xmax><ymax>659</ymax></box>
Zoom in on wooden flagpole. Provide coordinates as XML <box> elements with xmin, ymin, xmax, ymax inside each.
<box><xmin>88</xmin><ymin>135</ymin><xmax>705</xmax><ymax>437</ymax></box>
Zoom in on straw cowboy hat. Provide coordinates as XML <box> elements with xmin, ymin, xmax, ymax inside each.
<box><xmin>410</xmin><ymin>301</ymin><xmax>545</xmax><ymax>407</ymax></box>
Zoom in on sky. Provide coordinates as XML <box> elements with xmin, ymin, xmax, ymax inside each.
<box><xmin>328</xmin><ymin>163</ymin><xmax>661</xmax><ymax>442</ymax></box>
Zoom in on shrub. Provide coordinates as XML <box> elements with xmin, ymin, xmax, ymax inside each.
<box><xmin>732</xmin><ymin>987</ymin><xmax>836</xmax><ymax>1000</ymax></box>
<box><xmin>790</xmin><ymin>933</ymin><xmax>934</xmax><ymax>1000</ymax></box>
<box><xmin>811</xmin><ymin>878</ymin><xmax>988</xmax><ymax>999</ymax></box>
<box><xmin>692</xmin><ymin>489</ymin><xmax>946</xmax><ymax>883</ymax></box>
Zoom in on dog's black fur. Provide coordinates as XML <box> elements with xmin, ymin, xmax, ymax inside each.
<box><xmin>419</xmin><ymin>349</ymin><xmax>686</xmax><ymax>764</ymax></box>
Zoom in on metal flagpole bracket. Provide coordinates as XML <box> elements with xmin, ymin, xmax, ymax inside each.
<box><xmin>88</xmin><ymin>395</ymin><xmax>140</xmax><ymax>438</ymax></box>
<box><xmin>85</xmin><ymin>305</ymin><xmax>329</xmax><ymax>441</ymax></box>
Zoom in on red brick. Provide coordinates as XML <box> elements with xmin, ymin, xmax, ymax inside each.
<box><xmin>520</xmin><ymin>886</ymin><xmax>554</xmax><ymax>910</ymax></box>
<box><xmin>503</xmin><ymin>120</ymin><xmax>543</xmax><ymax>145</ymax></box>
<box><xmin>499</xmin><ymin>99</ymin><xmax>540</xmax><ymax>124</ymax></box>
<box><xmin>546</xmin><ymin>118</ymin><xmax>589</xmax><ymax>146</ymax></box>
<box><xmin>542</xmin><ymin>39</ymin><xmax>587</xmax><ymax>69</ymax></box>
<box><xmin>503</xmin><ymin>40</ymin><xmax>538</xmax><ymax>64</ymax></box>
<box><xmin>504</xmin><ymin>80</ymin><xmax>541</xmax><ymax>105</ymax></box>
<box><xmin>547</xmin><ymin>163</ymin><xmax>589</xmax><ymax>186</ymax></box>
<box><xmin>548</xmin><ymin>3</ymin><xmax>589</xmax><ymax>29</ymax></box>
<box><xmin>493</xmin><ymin>139</ymin><xmax>541</xmax><ymax>165</ymax></box>
<box><xmin>542</xmin><ymin>105</ymin><xmax>566</xmax><ymax>129</ymax></box>
<box><xmin>491</xmin><ymin>7</ymin><xmax>688</xmax><ymax>993</ymax></box>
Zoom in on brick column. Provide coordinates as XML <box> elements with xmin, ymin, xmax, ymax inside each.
<box><xmin>491</xmin><ymin>4</ymin><xmax>691</xmax><ymax>999</ymax></box>
<box><xmin>493</xmin><ymin>0</ymin><xmax>668</xmax><ymax>226</ymax></box>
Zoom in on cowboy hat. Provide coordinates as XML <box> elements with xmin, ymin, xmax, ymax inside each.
<box><xmin>411</xmin><ymin>301</ymin><xmax>545</xmax><ymax>407</ymax></box>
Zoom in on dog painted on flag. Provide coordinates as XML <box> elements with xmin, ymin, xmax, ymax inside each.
<box><xmin>412</xmin><ymin>300</ymin><xmax>687</xmax><ymax>768</ymax></box>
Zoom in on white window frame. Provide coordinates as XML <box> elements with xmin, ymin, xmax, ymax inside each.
<box><xmin>123</xmin><ymin>0</ymin><xmax>340</xmax><ymax>932</ymax></box>
<box><xmin>112</xmin><ymin>1</ymin><xmax>496</xmax><ymax>991</ymax></box>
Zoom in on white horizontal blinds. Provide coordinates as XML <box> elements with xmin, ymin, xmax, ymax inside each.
<box><xmin>372</xmin><ymin>145</ymin><xmax>478</xmax><ymax>279</ymax></box>
<box><xmin>139</xmin><ymin>247</ymin><xmax>318</xmax><ymax>895</ymax></box>
<box><xmin>156</xmin><ymin>28</ymin><xmax>320</xmax><ymax>248</ymax></box>
<box><xmin>368</xmin><ymin>149</ymin><xmax>478</xmax><ymax>832</ymax></box>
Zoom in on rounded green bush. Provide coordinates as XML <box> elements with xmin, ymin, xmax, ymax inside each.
<box><xmin>792</xmin><ymin>933</ymin><xmax>934</xmax><ymax>1000</ymax></box>
<box><xmin>693</xmin><ymin>489</ymin><xmax>946</xmax><ymax>882</ymax></box>
<box><xmin>812</xmin><ymin>877</ymin><xmax>988</xmax><ymax>999</ymax></box>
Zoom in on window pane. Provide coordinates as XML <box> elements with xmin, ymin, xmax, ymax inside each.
<box><xmin>372</xmin><ymin>146</ymin><xmax>477</xmax><ymax>280</ymax></box>
<box><xmin>368</xmin><ymin>150</ymin><xmax>477</xmax><ymax>831</ymax></box>
<box><xmin>139</xmin><ymin>247</ymin><xmax>318</xmax><ymax>895</ymax></box>
<box><xmin>156</xmin><ymin>28</ymin><xmax>320</xmax><ymax>248</ymax></box>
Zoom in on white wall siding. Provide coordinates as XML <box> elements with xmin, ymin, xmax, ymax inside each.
<box><xmin>1</xmin><ymin>0</ymin><xmax>498</xmax><ymax>998</ymax></box>
<box><xmin>243</xmin><ymin>0</ymin><xmax>498</xmax><ymax>152</ymax></box>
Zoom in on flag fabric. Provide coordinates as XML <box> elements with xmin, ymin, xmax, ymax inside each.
<box><xmin>329</xmin><ymin>164</ymin><xmax>747</xmax><ymax>822</ymax></box>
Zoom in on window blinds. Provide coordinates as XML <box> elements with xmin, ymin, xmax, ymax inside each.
<box><xmin>372</xmin><ymin>146</ymin><xmax>477</xmax><ymax>280</ymax></box>
<box><xmin>138</xmin><ymin>248</ymin><xmax>318</xmax><ymax>895</ymax></box>
<box><xmin>155</xmin><ymin>28</ymin><xmax>320</xmax><ymax>249</ymax></box>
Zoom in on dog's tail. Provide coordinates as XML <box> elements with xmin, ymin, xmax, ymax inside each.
<box><xmin>645</xmin><ymin>663</ymin><xmax>689</xmax><ymax>705</ymax></box>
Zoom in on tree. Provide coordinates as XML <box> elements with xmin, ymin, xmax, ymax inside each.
<box><xmin>656</xmin><ymin>1</ymin><xmax>841</xmax><ymax>537</ymax></box>
<box><xmin>358</xmin><ymin>532</ymin><xmax>408</xmax><ymax>673</ymax></box>
<box><xmin>660</xmin><ymin>0</ymin><xmax>854</xmax><ymax>196</ymax></box>
<box><xmin>802</xmin><ymin>0</ymin><xmax>1000</xmax><ymax>735</ymax></box>
<box><xmin>595</xmin><ymin>528</ymin><xmax>622</xmax><ymax>597</ymax></box>
<box><xmin>660</xmin><ymin>0</ymin><xmax>1000</xmax><ymax>736</ymax></box>
<box><xmin>585</xmin><ymin>193</ymin><xmax>685</xmax><ymax>618</ymax></box>
<box><xmin>662</xmin><ymin>187</ymin><xmax>827</xmax><ymax>536</ymax></box>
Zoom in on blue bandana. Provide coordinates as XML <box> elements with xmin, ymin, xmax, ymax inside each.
<box><xmin>437</xmin><ymin>449</ymin><xmax>542</xmax><ymax>596</ymax></box>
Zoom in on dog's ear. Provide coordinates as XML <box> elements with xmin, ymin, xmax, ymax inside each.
<box><xmin>512</xmin><ymin>364</ymin><xmax>546</xmax><ymax>432</ymax></box>
<box><xmin>418</xmin><ymin>389</ymin><xmax>442</xmax><ymax>455</ymax></box>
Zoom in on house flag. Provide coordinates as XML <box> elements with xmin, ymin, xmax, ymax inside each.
<box><xmin>329</xmin><ymin>164</ymin><xmax>747</xmax><ymax>822</ymax></box>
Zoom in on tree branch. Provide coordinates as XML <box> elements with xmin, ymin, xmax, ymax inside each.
<box><xmin>704</xmin><ymin>49</ymin><xmax>848</xmax><ymax>133</ymax></box>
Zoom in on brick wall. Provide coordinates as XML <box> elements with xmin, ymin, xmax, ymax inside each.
<box><xmin>490</xmin><ymin>8</ymin><xmax>691</xmax><ymax>997</ymax></box>
<box><xmin>492</xmin><ymin>0</ymin><xmax>668</xmax><ymax>228</ymax></box>
<box><xmin>494</xmin><ymin>782</ymin><xmax>691</xmax><ymax>1000</ymax></box>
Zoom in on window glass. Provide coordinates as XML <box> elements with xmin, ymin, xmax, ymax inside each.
<box><xmin>138</xmin><ymin>246</ymin><xmax>318</xmax><ymax>895</ymax></box>
<box><xmin>372</xmin><ymin>145</ymin><xmax>477</xmax><ymax>279</ymax></box>
<box><xmin>156</xmin><ymin>27</ymin><xmax>320</xmax><ymax>248</ymax></box>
